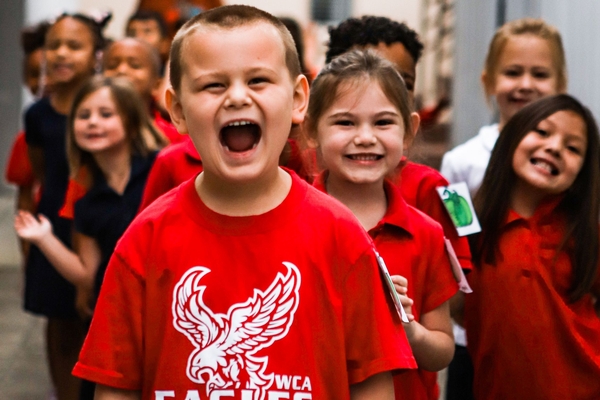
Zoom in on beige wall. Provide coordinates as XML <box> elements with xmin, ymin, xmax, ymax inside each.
<box><xmin>79</xmin><ymin>0</ymin><xmax>138</xmax><ymax>39</ymax></box>
<box><xmin>353</xmin><ymin>0</ymin><xmax>421</xmax><ymax>31</ymax></box>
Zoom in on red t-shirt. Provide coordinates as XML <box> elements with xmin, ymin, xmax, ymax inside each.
<box><xmin>5</xmin><ymin>131</ymin><xmax>35</xmax><ymax>187</ymax></box>
<box><xmin>396</xmin><ymin>160</ymin><xmax>473</xmax><ymax>272</ymax></box>
<box><xmin>58</xmin><ymin>167</ymin><xmax>90</xmax><ymax>220</ymax></box>
<box><xmin>314</xmin><ymin>173</ymin><xmax>458</xmax><ymax>400</ymax></box>
<box><xmin>139</xmin><ymin>136</ymin><xmax>203</xmax><ymax>211</ymax></box>
<box><xmin>154</xmin><ymin>110</ymin><xmax>186</xmax><ymax>145</ymax></box>
<box><xmin>73</xmin><ymin>171</ymin><xmax>416</xmax><ymax>398</ymax></box>
<box><xmin>464</xmin><ymin>198</ymin><xmax>600</xmax><ymax>400</ymax></box>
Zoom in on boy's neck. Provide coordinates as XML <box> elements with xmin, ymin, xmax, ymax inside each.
<box><xmin>326</xmin><ymin>175</ymin><xmax>387</xmax><ymax>231</ymax></box>
<box><xmin>195</xmin><ymin>167</ymin><xmax>292</xmax><ymax>216</ymax></box>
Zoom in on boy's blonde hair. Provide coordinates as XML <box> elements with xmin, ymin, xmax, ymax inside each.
<box><xmin>306</xmin><ymin>49</ymin><xmax>413</xmax><ymax>142</ymax></box>
<box><xmin>482</xmin><ymin>18</ymin><xmax>567</xmax><ymax>100</ymax></box>
<box><xmin>169</xmin><ymin>5</ymin><xmax>301</xmax><ymax>93</ymax></box>
<box><xmin>67</xmin><ymin>76</ymin><xmax>167</xmax><ymax>179</ymax></box>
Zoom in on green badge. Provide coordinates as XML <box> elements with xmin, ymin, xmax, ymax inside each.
<box><xmin>443</xmin><ymin>189</ymin><xmax>473</xmax><ymax>227</ymax></box>
<box><xmin>436</xmin><ymin>182</ymin><xmax>481</xmax><ymax>236</ymax></box>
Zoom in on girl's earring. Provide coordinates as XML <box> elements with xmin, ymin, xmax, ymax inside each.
<box><xmin>94</xmin><ymin>50</ymin><xmax>103</xmax><ymax>75</ymax></box>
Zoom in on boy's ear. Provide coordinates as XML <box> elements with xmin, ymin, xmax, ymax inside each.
<box><xmin>404</xmin><ymin>112</ymin><xmax>421</xmax><ymax>149</ymax></box>
<box><xmin>291</xmin><ymin>74</ymin><xmax>310</xmax><ymax>125</ymax></box>
<box><xmin>166</xmin><ymin>88</ymin><xmax>188</xmax><ymax>134</ymax></box>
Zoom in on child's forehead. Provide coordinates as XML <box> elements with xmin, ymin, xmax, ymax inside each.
<box><xmin>181</xmin><ymin>22</ymin><xmax>287</xmax><ymax>67</ymax></box>
<box><xmin>107</xmin><ymin>39</ymin><xmax>152</xmax><ymax>59</ymax></box>
<box><xmin>128</xmin><ymin>18</ymin><xmax>160</xmax><ymax>30</ymax></box>
<box><xmin>49</xmin><ymin>17</ymin><xmax>92</xmax><ymax>39</ymax></box>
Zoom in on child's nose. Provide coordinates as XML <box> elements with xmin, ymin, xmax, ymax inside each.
<box><xmin>544</xmin><ymin>135</ymin><xmax>563</xmax><ymax>156</ymax></box>
<box><xmin>353</xmin><ymin>126</ymin><xmax>377</xmax><ymax>146</ymax></box>
<box><xmin>518</xmin><ymin>73</ymin><xmax>534</xmax><ymax>90</ymax></box>
<box><xmin>224</xmin><ymin>83</ymin><xmax>251</xmax><ymax>108</ymax></box>
<box><xmin>116</xmin><ymin>63</ymin><xmax>130</xmax><ymax>75</ymax></box>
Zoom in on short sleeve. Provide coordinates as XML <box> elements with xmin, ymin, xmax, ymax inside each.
<box><xmin>416</xmin><ymin>173</ymin><xmax>473</xmax><ymax>272</ymax></box>
<box><xmin>60</xmin><ymin>178</ymin><xmax>87</xmax><ymax>220</ymax></box>
<box><xmin>5</xmin><ymin>132</ymin><xmax>35</xmax><ymax>186</ymax></box>
<box><xmin>72</xmin><ymin>250</ymin><xmax>145</xmax><ymax>389</ymax></box>
<box><xmin>343</xmin><ymin>248</ymin><xmax>416</xmax><ymax>384</ymax></box>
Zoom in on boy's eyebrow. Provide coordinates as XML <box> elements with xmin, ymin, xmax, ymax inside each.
<box><xmin>189</xmin><ymin>66</ymin><xmax>280</xmax><ymax>82</ymax></box>
<box><xmin>326</xmin><ymin>110</ymin><xmax>400</xmax><ymax>119</ymax></box>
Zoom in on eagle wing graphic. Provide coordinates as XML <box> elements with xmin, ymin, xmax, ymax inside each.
<box><xmin>221</xmin><ymin>262</ymin><xmax>301</xmax><ymax>356</ymax></box>
<box><xmin>173</xmin><ymin>267</ymin><xmax>223</xmax><ymax>349</ymax></box>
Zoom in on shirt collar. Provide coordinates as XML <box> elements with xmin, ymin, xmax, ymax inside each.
<box><xmin>505</xmin><ymin>194</ymin><xmax>564</xmax><ymax>226</ymax></box>
<box><xmin>183</xmin><ymin>137</ymin><xmax>202</xmax><ymax>161</ymax></box>
<box><xmin>312</xmin><ymin>171</ymin><xmax>415</xmax><ymax>236</ymax></box>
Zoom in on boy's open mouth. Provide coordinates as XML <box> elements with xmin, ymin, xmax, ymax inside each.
<box><xmin>220</xmin><ymin>121</ymin><xmax>261</xmax><ymax>152</ymax></box>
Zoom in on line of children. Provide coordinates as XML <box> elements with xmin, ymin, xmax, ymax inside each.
<box><xmin>307</xmin><ymin>49</ymin><xmax>457</xmax><ymax>400</ymax></box>
<box><xmin>15</xmin><ymin>76</ymin><xmax>165</xmax><ymax>400</ymax></box>
<box><xmin>22</xmin><ymin>12</ymin><xmax>110</xmax><ymax>400</ymax></box>
<box><xmin>72</xmin><ymin>6</ymin><xmax>414</xmax><ymax>399</ymax></box>
<box><xmin>463</xmin><ymin>94</ymin><xmax>600</xmax><ymax>399</ymax></box>
<box><xmin>439</xmin><ymin>18</ymin><xmax>567</xmax><ymax>400</ymax></box>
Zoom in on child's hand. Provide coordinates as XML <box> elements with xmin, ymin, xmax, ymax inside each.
<box><xmin>14</xmin><ymin>210</ymin><xmax>52</xmax><ymax>244</ymax></box>
<box><xmin>391</xmin><ymin>274</ymin><xmax>414</xmax><ymax>322</ymax></box>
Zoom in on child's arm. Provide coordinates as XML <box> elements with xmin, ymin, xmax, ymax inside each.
<box><xmin>94</xmin><ymin>385</ymin><xmax>141</xmax><ymax>400</ymax></box>
<box><xmin>27</xmin><ymin>146</ymin><xmax>45</xmax><ymax>185</ymax></box>
<box><xmin>349</xmin><ymin>371</ymin><xmax>394</xmax><ymax>400</ymax></box>
<box><xmin>449</xmin><ymin>291</ymin><xmax>465</xmax><ymax>326</ymax></box>
<box><xmin>392</xmin><ymin>275</ymin><xmax>455</xmax><ymax>371</ymax></box>
<box><xmin>14</xmin><ymin>210</ymin><xmax>99</xmax><ymax>287</ymax></box>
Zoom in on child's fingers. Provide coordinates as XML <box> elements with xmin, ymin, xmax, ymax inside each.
<box><xmin>394</xmin><ymin>283</ymin><xmax>408</xmax><ymax>295</ymax></box>
<box><xmin>397</xmin><ymin>293</ymin><xmax>414</xmax><ymax>308</ymax></box>
<box><xmin>391</xmin><ymin>274</ymin><xmax>408</xmax><ymax>287</ymax></box>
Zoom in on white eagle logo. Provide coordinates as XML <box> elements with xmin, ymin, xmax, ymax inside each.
<box><xmin>172</xmin><ymin>262</ymin><xmax>301</xmax><ymax>400</ymax></box>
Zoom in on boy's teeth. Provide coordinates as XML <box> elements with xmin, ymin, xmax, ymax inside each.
<box><xmin>227</xmin><ymin>121</ymin><xmax>251</xmax><ymax>127</ymax></box>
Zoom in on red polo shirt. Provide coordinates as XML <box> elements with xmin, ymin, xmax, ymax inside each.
<box><xmin>395</xmin><ymin>160</ymin><xmax>473</xmax><ymax>272</ymax></box>
<box><xmin>315</xmin><ymin>172</ymin><xmax>458</xmax><ymax>400</ymax></box>
<box><xmin>465</xmin><ymin>198</ymin><xmax>600</xmax><ymax>399</ymax></box>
